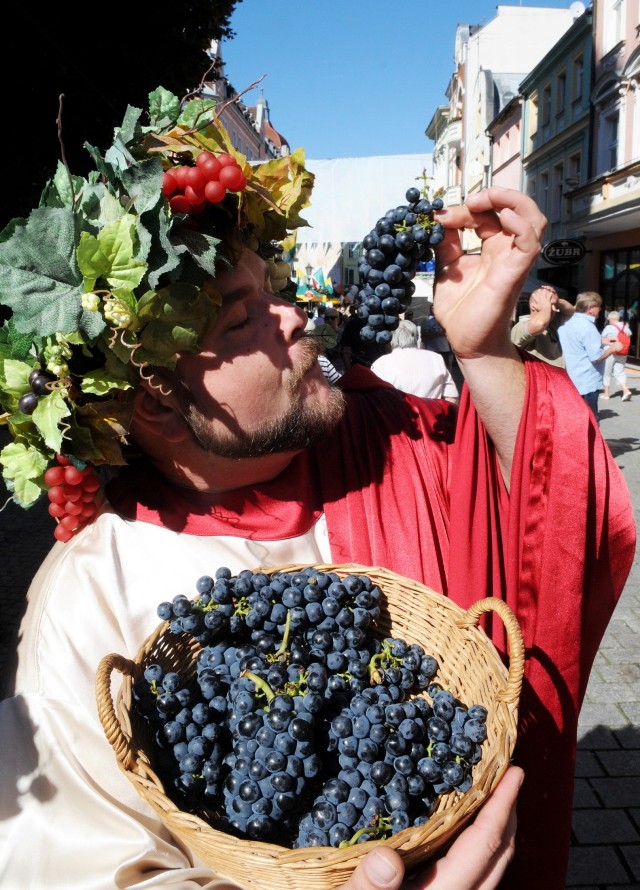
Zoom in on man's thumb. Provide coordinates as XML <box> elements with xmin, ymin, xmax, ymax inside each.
<box><xmin>356</xmin><ymin>847</ymin><xmax>404</xmax><ymax>889</ymax></box>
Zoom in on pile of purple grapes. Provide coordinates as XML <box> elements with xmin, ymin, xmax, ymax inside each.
<box><xmin>133</xmin><ymin>565</ymin><xmax>488</xmax><ymax>849</ymax></box>
<box><xmin>356</xmin><ymin>187</ymin><xmax>445</xmax><ymax>345</ymax></box>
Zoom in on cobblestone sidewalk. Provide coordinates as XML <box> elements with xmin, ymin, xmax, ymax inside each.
<box><xmin>566</xmin><ymin>367</ymin><xmax>640</xmax><ymax>889</ymax></box>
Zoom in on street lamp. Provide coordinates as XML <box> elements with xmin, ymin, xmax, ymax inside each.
<box><xmin>305</xmin><ymin>263</ymin><xmax>313</xmax><ymax>288</ymax></box>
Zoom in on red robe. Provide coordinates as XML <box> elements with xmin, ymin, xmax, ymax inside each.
<box><xmin>109</xmin><ymin>358</ymin><xmax>635</xmax><ymax>889</ymax></box>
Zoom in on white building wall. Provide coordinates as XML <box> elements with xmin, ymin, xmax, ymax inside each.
<box><xmin>463</xmin><ymin>6</ymin><xmax>578</xmax><ymax>196</ymax></box>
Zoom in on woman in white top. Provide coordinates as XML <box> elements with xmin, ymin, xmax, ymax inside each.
<box><xmin>601</xmin><ymin>310</ymin><xmax>633</xmax><ymax>401</ymax></box>
<box><xmin>370</xmin><ymin>320</ymin><xmax>459</xmax><ymax>404</ymax></box>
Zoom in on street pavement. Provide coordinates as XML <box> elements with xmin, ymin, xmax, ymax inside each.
<box><xmin>0</xmin><ymin>368</ymin><xmax>639</xmax><ymax>888</ymax></box>
<box><xmin>566</xmin><ymin>365</ymin><xmax>640</xmax><ymax>890</ymax></box>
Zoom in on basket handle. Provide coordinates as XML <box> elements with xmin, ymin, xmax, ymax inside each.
<box><xmin>95</xmin><ymin>652</ymin><xmax>138</xmax><ymax>771</ymax></box>
<box><xmin>456</xmin><ymin>598</ymin><xmax>525</xmax><ymax>704</ymax></box>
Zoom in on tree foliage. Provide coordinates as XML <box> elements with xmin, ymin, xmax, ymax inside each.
<box><xmin>4</xmin><ymin>2</ymin><xmax>243</xmax><ymax>227</ymax></box>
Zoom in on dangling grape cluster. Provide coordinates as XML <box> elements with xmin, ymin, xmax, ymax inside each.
<box><xmin>356</xmin><ymin>182</ymin><xmax>445</xmax><ymax>345</ymax></box>
<box><xmin>44</xmin><ymin>453</ymin><xmax>102</xmax><ymax>542</ymax></box>
<box><xmin>133</xmin><ymin>566</ymin><xmax>489</xmax><ymax>849</ymax></box>
<box><xmin>17</xmin><ymin>368</ymin><xmax>57</xmax><ymax>415</ymax></box>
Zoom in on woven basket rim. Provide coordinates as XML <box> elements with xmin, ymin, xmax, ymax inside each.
<box><xmin>96</xmin><ymin>563</ymin><xmax>524</xmax><ymax>890</ymax></box>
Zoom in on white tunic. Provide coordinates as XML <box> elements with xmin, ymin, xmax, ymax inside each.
<box><xmin>0</xmin><ymin>506</ymin><xmax>333</xmax><ymax>889</ymax></box>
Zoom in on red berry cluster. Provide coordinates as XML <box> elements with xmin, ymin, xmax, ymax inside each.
<box><xmin>45</xmin><ymin>454</ymin><xmax>102</xmax><ymax>543</ymax></box>
<box><xmin>162</xmin><ymin>151</ymin><xmax>248</xmax><ymax>215</ymax></box>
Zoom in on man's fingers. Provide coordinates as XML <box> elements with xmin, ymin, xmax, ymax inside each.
<box><xmin>338</xmin><ymin>846</ymin><xmax>405</xmax><ymax>890</ymax></box>
<box><xmin>463</xmin><ymin>187</ymin><xmax>547</xmax><ymax>239</ymax></box>
<box><xmin>425</xmin><ymin>765</ymin><xmax>523</xmax><ymax>889</ymax></box>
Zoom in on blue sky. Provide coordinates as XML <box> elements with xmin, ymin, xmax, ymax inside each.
<box><xmin>221</xmin><ymin>0</ymin><xmax>578</xmax><ymax>160</ymax></box>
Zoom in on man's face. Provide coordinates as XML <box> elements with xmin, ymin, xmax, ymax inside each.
<box><xmin>174</xmin><ymin>248</ymin><xmax>345</xmax><ymax>458</ymax></box>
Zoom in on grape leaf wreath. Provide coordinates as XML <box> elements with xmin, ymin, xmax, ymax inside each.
<box><xmin>0</xmin><ymin>85</ymin><xmax>314</xmax><ymax>539</ymax></box>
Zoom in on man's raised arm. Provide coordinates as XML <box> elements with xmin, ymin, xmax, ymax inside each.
<box><xmin>431</xmin><ymin>188</ymin><xmax>547</xmax><ymax>486</ymax></box>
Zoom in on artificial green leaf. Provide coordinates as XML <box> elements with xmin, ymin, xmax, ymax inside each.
<box><xmin>115</xmin><ymin>103</ymin><xmax>144</xmax><ymax>149</ymax></box>
<box><xmin>32</xmin><ymin>389</ymin><xmax>70</xmax><ymax>452</ymax></box>
<box><xmin>83</xmin><ymin>142</ymin><xmax>118</xmax><ymax>188</ymax></box>
<box><xmin>179</xmin><ymin>97</ymin><xmax>218</xmax><ymax>130</ymax></box>
<box><xmin>141</xmin><ymin>202</ymin><xmax>182</xmax><ymax>289</ymax></box>
<box><xmin>71</xmin><ymin>400</ymin><xmax>134</xmax><ymax>465</ymax></box>
<box><xmin>0</xmin><ymin>441</ymin><xmax>49</xmax><ymax>507</ymax></box>
<box><xmin>148</xmin><ymin>87</ymin><xmax>181</xmax><ymax>129</ymax></box>
<box><xmin>2</xmin><ymin>359</ymin><xmax>32</xmax><ymax>397</ymax></box>
<box><xmin>80</xmin><ymin>368</ymin><xmax>133</xmax><ymax>397</ymax></box>
<box><xmin>122</xmin><ymin>157</ymin><xmax>165</xmax><ymax>217</ymax></box>
<box><xmin>137</xmin><ymin>282</ymin><xmax>219</xmax><ymax>364</ymax></box>
<box><xmin>51</xmin><ymin>162</ymin><xmax>85</xmax><ymax>210</ymax></box>
<box><xmin>4</xmin><ymin>321</ymin><xmax>35</xmax><ymax>360</ymax></box>
<box><xmin>77</xmin><ymin>230</ymin><xmax>112</xmax><ymax>292</ymax></box>
<box><xmin>172</xmin><ymin>228</ymin><xmax>220</xmax><ymax>277</ymax></box>
<box><xmin>98</xmin><ymin>216</ymin><xmax>147</xmax><ymax>292</ymax></box>
<box><xmin>0</xmin><ymin>208</ymin><xmax>85</xmax><ymax>337</ymax></box>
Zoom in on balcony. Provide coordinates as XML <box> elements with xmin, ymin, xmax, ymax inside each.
<box><xmin>568</xmin><ymin>162</ymin><xmax>640</xmax><ymax>235</ymax></box>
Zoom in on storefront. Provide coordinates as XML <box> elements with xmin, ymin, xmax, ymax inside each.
<box><xmin>599</xmin><ymin>245</ymin><xmax>640</xmax><ymax>359</ymax></box>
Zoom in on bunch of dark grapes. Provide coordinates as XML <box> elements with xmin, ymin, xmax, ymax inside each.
<box><xmin>133</xmin><ymin>566</ymin><xmax>488</xmax><ymax>850</ymax></box>
<box><xmin>356</xmin><ymin>184</ymin><xmax>445</xmax><ymax>345</ymax></box>
<box><xmin>18</xmin><ymin>368</ymin><xmax>58</xmax><ymax>415</ymax></box>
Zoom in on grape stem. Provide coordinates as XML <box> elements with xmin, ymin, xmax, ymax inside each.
<box><xmin>339</xmin><ymin>816</ymin><xmax>393</xmax><ymax>847</ymax></box>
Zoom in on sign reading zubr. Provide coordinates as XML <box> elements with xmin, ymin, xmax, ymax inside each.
<box><xmin>542</xmin><ymin>239</ymin><xmax>586</xmax><ymax>265</ymax></box>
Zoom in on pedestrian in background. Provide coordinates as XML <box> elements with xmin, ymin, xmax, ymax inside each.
<box><xmin>371</xmin><ymin>319</ymin><xmax>459</xmax><ymax>403</ymax></box>
<box><xmin>558</xmin><ymin>291</ymin><xmax>624</xmax><ymax>421</ymax></box>
<box><xmin>510</xmin><ymin>285</ymin><xmax>574</xmax><ymax>367</ymax></box>
<box><xmin>601</xmin><ymin>310</ymin><xmax>633</xmax><ymax>401</ymax></box>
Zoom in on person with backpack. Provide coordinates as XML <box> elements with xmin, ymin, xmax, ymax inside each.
<box><xmin>601</xmin><ymin>310</ymin><xmax>633</xmax><ymax>401</ymax></box>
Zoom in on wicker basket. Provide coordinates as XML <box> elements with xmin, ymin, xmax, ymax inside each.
<box><xmin>96</xmin><ymin>563</ymin><xmax>524</xmax><ymax>890</ymax></box>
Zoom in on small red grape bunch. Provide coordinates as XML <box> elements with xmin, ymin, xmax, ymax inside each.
<box><xmin>162</xmin><ymin>152</ymin><xmax>248</xmax><ymax>216</ymax></box>
<box><xmin>44</xmin><ymin>454</ymin><xmax>103</xmax><ymax>543</ymax></box>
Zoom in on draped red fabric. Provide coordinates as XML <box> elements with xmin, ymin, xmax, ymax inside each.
<box><xmin>323</xmin><ymin>360</ymin><xmax>636</xmax><ymax>889</ymax></box>
<box><xmin>108</xmin><ymin>360</ymin><xmax>635</xmax><ymax>889</ymax></box>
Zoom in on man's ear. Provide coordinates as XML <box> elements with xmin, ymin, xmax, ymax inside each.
<box><xmin>131</xmin><ymin>377</ymin><xmax>191</xmax><ymax>444</ymax></box>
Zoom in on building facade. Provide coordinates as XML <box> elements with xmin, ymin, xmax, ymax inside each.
<box><xmin>200</xmin><ymin>41</ymin><xmax>289</xmax><ymax>162</ymax></box>
<box><xmin>567</xmin><ymin>0</ymin><xmax>640</xmax><ymax>354</ymax></box>
<box><xmin>426</xmin><ymin>1</ymin><xmax>640</xmax><ymax>358</ymax></box>
<box><xmin>520</xmin><ymin>6</ymin><xmax>594</xmax><ymax>295</ymax></box>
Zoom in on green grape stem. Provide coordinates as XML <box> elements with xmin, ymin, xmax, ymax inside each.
<box><xmin>240</xmin><ymin>670</ymin><xmax>276</xmax><ymax>704</ymax></box>
<box><xmin>339</xmin><ymin>816</ymin><xmax>393</xmax><ymax>847</ymax></box>
<box><xmin>368</xmin><ymin>641</ymin><xmax>401</xmax><ymax>683</ymax></box>
<box><xmin>274</xmin><ymin>610</ymin><xmax>292</xmax><ymax>658</ymax></box>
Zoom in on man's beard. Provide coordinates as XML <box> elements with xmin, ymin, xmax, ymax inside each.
<box><xmin>182</xmin><ymin>339</ymin><xmax>346</xmax><ymax>459</ymax></box>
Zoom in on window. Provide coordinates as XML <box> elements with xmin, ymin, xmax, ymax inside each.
<box><xmin>542</xmin><ymin>85</ymin><xmax>551</xmax><ymax>125</ymax></box>
<box><xmin>552</xmin><ymin>163</ymin><xmax>564</xmax><ymax>220</ymax></box>
<box><xmin>572</xmin><ymin>55</ymin><xmax>584</xmax><ymax>101</ymax></box>
<box><xmin>599</xmin><ymin>246</ymin><xmax>640</xmax><ymax>343</ymax></box>
<box><xmin>567</xmin><ymin>153</ymin><xmax>581</xmax><ymax>187</ymax></box>
<box><xmin>604</xmin><ymin>0</ymin><xmax>625</xmax><ymax>53</ymax></box>
<box><xmin>605</xmin><ymin>111</ymin><xmax>620</xmax><ymax>169</ymax></box>
<box><xmin>556</xmin><ymin>72</ymin><xmax>566</xmax><ymax>115</ymax></box>
<box><xmin>529</xmin><ymin>94</ymin><xmax>539</xmax><ymax>150</ymax></box>
<box><xmin>539</xmin><ymin>171</ymin><xmax>549</xmax><ymax>215</ymax></box>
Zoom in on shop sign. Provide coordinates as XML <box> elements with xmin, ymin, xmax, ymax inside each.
<box><xmin>542</xmin><ymin>239</ymin><xmax>585</xmax><ymax>265</ymax></box>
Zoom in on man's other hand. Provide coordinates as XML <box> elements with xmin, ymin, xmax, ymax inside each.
<box><xmin>337</xmin><ymin>765</ymin><xmax>523</xmax><ymax>890</ymax></box>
